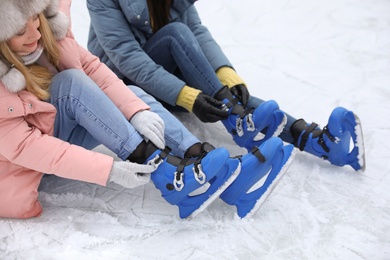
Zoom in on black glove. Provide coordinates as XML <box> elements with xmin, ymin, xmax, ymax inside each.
<box><xmin>231</xmin><ymin>84</ymin><xmax>250</xmax><ymax>106</ymax></box>
<box><xmin>193</xmin><ymin>93</ymin><xmax>229</xmax><ymax>123</ymax></box>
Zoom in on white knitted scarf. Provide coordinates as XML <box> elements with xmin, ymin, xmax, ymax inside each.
<box><xmin>19</xmin><ymin>44</ymin><xmax>44</xmax><ymax>65</ymax></box>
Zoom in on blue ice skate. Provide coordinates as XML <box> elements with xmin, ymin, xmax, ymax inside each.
<box><xmin>215</xmin><ymin>86</ymin><xmax>286</xmax><ymax>151</ymax></box>
<box><xmin>220</xmin><ymin>137</ymin><xmax>294</xmax><ymax>218</ymax></box>
<box><xmin>291</xmin><ymin>107</ymin><xmax>366</xmax><ymax>171</ymax></box>
<box><xmin>149</xmin><ymin>143</ymin><xmax>240</xmax><ymax>218</ymax></box>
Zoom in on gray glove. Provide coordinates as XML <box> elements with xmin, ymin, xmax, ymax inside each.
<box><xmin>107</xmin><ymin>161</ymin><xmax>155</xmax><ymax>189</ymax></box>
<box><xmin>130</xmin><ymin>110</ymin><xmax>165</xmax><ymax>149</ymax></box>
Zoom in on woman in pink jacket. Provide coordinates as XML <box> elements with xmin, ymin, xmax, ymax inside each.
<box><xmin>0</xmin><ymin>0</ymin><xmax>293</xmax><ymax>220</ymax></box>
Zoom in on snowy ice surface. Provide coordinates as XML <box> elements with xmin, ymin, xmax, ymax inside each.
<box><xmin>1</xmin><ymin>0</ymin><xmax>390</xmax><ymax>259</ymax></box>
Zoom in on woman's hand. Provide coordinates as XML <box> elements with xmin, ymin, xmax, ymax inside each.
<box><xmin>193</xmin><ymin>93</ymin><xmax>229</xmax><ymax>122</ymax></box>
<box><xmin>130</xmin><ymin>110</ymin><xmax>165</xmax><ymax>149</ymax></box>
<box><xmin>108</xmin><ymin>161</ymin><xmax>155</xmax><ymax>189</ymax></box>
<box><xmin>231</xmin><ymin>84</ymin><xmax>250</xmax><ymax>106</ymax></box>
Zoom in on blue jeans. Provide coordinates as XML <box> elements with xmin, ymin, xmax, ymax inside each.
<box><xmin>49</xmin><ymin>69</ymin><xmax>199</xmax><ymax>160</ymax></box>
<box><xmin>142</xmin><ymin>22</ymin><xmax>296</xmax><ymax>143</ymax></box>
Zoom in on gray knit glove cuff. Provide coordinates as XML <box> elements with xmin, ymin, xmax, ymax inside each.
<box><xmin>108</xmin><ymin>161</ymin><xmax>155</xmax><ymax>189</ymax></box>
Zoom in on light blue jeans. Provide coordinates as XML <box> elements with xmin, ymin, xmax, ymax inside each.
<box><xmin>49</xmin><ymin>69</ymin><xmax>199</xmax><ymax>160</ymax></box>
<box><xmin>142</xmin><ymin>22</ymin><xmax>297</xmax><ymax>143</ymax></box>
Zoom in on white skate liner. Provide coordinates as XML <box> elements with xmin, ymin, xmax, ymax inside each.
<box><xmin>273</xmin><ymin>115</ymin><xmax>288</xmax><ymax>137</ymax></box>
<box><xmin>186</xmin><ymin>162</ymin><xmax>242</xmax><ymax>219</ymax></box>
<box><xmin>253</xmin><ymin>114</ymin><xmax>287</xmax><ymax>141</ymax></box>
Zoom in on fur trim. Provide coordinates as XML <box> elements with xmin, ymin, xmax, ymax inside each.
<box><xmin>47</xmin><ymin>11</ymin><xmax>70</xmax><ymax>40</ymax></box>
<box><xmin>0</xmin><ymin>0</ymin><xmax>69</xmax><ymax>42</ymax></box>
<box><xmin>1</xmin><ymin>68</ymin><xmax>26</xmax><ymax>93</ymax></box>
<box><xmin>0</xmin><ymin>57</ymin><xmax>25</xmax><ymax>92</ymax></box>
<box><xmin>0</xmin><ymin>0</ymin><xmax>70</xmax><ymax>93</ymax></box>
<box><xmin>0</xmin><ymin>0</ymin><xmax>50</xmax><ymax>42</ymax></box>
<box><xmin>44</xmin><ymin>0</ymin><xmax>70</xmax><ymax>40</ymax></box>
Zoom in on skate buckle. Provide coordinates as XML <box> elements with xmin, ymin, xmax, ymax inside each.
<box><xmin>236</xmin><ymin>117</ymin><xmax>244</xmax><ymax>137</ymax></box>
<box><xmin>323</xmin><ymin>126</ymin><xmax>339</xmax><ymax>143</ymax></box>
<box><xmin>193</xmin><ymin>164</ymin><xmax>206</xmax><ymax>184</ymax></box>
<box><xmin>173</xmin><ymin>171</ymin><xmax>184</xmax><ymax>191</ymax></box>
<box><xmin>147</xmin><ymin>154</ymin><xmax>164</xmax><ymax>169</ymax></box>
<box><xmin>221</xmin><ymin>103</ymin><xmax>229</xmax><ymax>112</ymax></box>
<box><xmin>246</xmin><ymin>113</ymin><xmax>255</xmax><ymax>132</ymax></box>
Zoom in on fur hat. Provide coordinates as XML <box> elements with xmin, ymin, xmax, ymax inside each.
<box><xmin>0</xmin><ymin>0</ymin><xmax>70</xmax><ymax>93</ymax></box>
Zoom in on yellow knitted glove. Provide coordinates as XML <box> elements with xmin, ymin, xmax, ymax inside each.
<box><xmin>216</xmin><ymin>66</ymin><xmax>246</xmax><ymax>88</ymax></box>
<box><xmin>176</xmin><ymin>85</ymin><xmax>202</xmax><ymax>112</ymax></box>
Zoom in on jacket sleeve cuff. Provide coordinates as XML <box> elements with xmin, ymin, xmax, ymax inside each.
<box><xmin>176</xmin><ymin>85</ymin><xmax>201</xmax><ymax>112</ymax></box>
<box><xmin>216</xmin><ymin>66</ymin><xmax>246</xmax><ymax>88</ymax></box>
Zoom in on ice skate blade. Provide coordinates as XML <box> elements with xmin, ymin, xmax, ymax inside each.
<box><xmin>243</xmin><ymin>148</ymin><xmax>295</xmax><ymax>219</ymax></box>
<box><xmin>353</xmin><ymin>114</ymin><xmax>366</xmax><ymax>172</ymax></box>
<box><xmin>340</xmin><ymin>111</ymin><xmax>365</xmax><ymax>171</ymax></box>
<box><xmin>219</xmin><ymin>138</ymin><xmax>294</xmax><ymax>219</ymax></box>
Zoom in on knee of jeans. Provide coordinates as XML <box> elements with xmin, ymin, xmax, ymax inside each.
<box><xmin>164</xmin><ymin>22</ymin><xmax>193</xmax><ymax>38</ymax></box>
<box><xmin>50</xmin><ymin>69</ymin><xmax>90</xmax><ymax>96</ymax></box>
<box><xmin>51</xmin><ymin>69</ymin><xmax>85</xmax><ymax>86</ymax></box>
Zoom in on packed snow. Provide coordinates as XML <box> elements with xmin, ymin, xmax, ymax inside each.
<box><xmin>1</xmin><ymin>0</ymin><xmax>389</xmax><ymax>259</ymax></box>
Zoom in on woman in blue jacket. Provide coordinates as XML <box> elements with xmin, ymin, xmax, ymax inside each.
<box><xmin>87</xmin><ymin>0</ymin><xmax>365</xmax><ymax>172</ymax></box>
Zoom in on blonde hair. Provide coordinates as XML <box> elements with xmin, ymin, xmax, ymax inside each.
<box><xmin>0</xmin><ymin>13</ymin><xmax>60</xmax><ymax>100</ymax></box>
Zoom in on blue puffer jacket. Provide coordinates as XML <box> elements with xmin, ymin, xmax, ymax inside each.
<box><xmin>87</xmin><ymin>0</ymin><xmax>232</xmax><ymax>106</ymax></box>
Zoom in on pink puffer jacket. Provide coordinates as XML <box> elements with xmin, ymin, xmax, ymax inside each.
<box><xmin>0</xmin><ymin>0</ymin><xmax>149</xmax><ymax>219</ymax></box>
